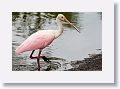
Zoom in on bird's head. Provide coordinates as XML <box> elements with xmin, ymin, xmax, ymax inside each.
<box><xmin>56</xmin><ymin>14</ymin><xmax>66</xmax><ymax>22</ymax></box>
<box><xmin>56</xmin><ymin>14</ymin><xmax>80</xmax><ymax>33</ymax></box>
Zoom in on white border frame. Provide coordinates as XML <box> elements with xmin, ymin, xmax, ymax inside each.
<box><xmin>0</xmin><ymin>0</ymin><xmax>114</xmax><ymax>83</ymax></box>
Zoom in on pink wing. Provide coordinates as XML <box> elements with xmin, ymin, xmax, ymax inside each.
<box><xmin>15</xmin><ymin>30</ymin><xmax>55</xmax><ymax>54</ymax></box>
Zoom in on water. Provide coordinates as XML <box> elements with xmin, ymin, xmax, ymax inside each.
<box><xmin>12</xmin><ymin>12</ymin><xmax>102</xmax><ymax>71</ymax></box>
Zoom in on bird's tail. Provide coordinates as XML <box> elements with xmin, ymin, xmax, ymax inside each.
<box><xmin>15</xmin><ymin>44</ymin><xmax>24</xmax><ymax>54</ymax></box>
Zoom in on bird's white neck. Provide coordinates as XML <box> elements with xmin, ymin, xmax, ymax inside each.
<box><xmin>54</xmin><ymin>19</ymin><xmax>64</xmax><ymax>38</ymax></box>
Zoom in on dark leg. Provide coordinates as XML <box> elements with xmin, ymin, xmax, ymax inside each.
<box><xmin>37</xmin><ymin>49</ymin><xmax>42</xmax><ymax>71</ymax></box>
<box><xmin>29</xmin><ymin>50</ymin><xmax>37</xmax><ymax>59</ymax></box>
<box><xmin>42</xmin><ymin>56</ymin><xmax>51</xmax><ymax>63</ymax></box>
<box><xmin>30</xmin><ymin>50</ymin><xmax>51</xmax><ymax>63</ymax></box>
<box><xmin>29</xmin><ymin>49</ymin><xmax>42</xmax><ymax>71</ymax></box>
<box><xmin>37</xmin><ymin>58</ymin><xmax>40</xmax><ymax>71</ymax></box>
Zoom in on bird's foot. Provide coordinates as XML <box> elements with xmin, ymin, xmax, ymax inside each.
<box><xmin>42</xmin><ymin>56</ymin><xmax>51</xmax><ymax>63</ymax></box>
<box><xmin>45</xmin><ymin>65</ymin><xmax>52</xmax><ymax>71</ymax></box>
<box><xmin>38</xmin><ymin>68</ymin><xmax>40</xmax><ymax>71</ymax></box>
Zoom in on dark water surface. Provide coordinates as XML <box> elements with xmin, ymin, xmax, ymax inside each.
<box><xmin>12</xmin><ymin>12</ymin><xmax>102</xmax><ymax>71</ymax></box>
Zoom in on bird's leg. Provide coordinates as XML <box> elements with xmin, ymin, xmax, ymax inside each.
<box><xmin>29</xmin><ymin>50</ymin><xmax>42</xmax><ymax>71</ymax></box>
<box><xmin>42</xmin><ymin>56</ymin><xmax>51</xmax><ymax>63</ymax></box>
<box><xmin>37</xmin><ymin>49</ymin><xmax>42</xmax><ymax>71</ymax></box>
<box><xmin>29</xmin><ymin>50</ymin><xmax>37</xmax><ymax>59</ymax></box>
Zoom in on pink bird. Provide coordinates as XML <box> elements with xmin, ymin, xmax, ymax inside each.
<box><xmin>15</xmin><ymin>14</ymin><xmax>80</xmax><ymax>71</ymax></box>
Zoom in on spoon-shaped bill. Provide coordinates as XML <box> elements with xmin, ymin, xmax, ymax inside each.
<box><xmin>65</xmin><ymin>18</ymin><xmax>80</xmax><ymax>33</ymax></box>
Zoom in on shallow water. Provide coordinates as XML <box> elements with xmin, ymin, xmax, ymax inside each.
<box><xmin>12</xmin><ymin>12</ymin><xmax>102</xmax><ymax>71</ymax></box>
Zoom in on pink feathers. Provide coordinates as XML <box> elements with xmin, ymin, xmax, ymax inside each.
<box><xmin>15</xmin><ymin>30</ymin><xmax>55</xmax><ymax>54</ymax></box>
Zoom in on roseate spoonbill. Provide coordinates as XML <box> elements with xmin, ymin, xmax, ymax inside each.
<box><xmin>15</xmin><ymin>14</ymin><xmax>79</xmax><ymax>71</ymax></box>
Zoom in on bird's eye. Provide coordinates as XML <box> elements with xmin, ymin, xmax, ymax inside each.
<box><xmin>61</xmin><ymin>16</ymin><xmax>63</xmax><ymax>18</ymax></box>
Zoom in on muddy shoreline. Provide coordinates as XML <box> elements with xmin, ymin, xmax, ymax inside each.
<box><xmin>12</xmin><ymin>52</ymin><xmax>102</xmax><ymax>71</ymax></box>
<box><xmin>67</xmin><ymin>53</ymin><xmax>102</xmax><ymax>71</ymax></box>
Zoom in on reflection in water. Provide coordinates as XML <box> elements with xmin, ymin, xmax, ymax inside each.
<box><xmin>12</xmin><ymin>12</ymin><xmax>102</xmax><ymax>71</ymax></box>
